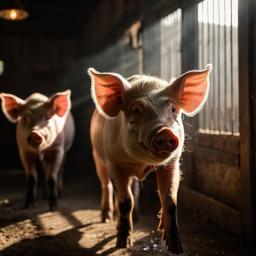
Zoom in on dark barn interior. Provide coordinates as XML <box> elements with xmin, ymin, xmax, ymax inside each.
<box><xmin>0</xmin><ymin>0</ymin><xmax>256</xmax><ymax>255</ymax></box>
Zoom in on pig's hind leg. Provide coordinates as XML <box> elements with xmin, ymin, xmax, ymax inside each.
<box><xmin>93</xmin><ymin>151</ymin><xmax>114</xmax><ymax>223</ymax></box>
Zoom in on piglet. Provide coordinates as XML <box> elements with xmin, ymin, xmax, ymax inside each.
<box><xmin>0</xmin><ymin>90</ymin><xmax>75</xmax><ymax>210</ymax></box>
<box><xmin>88</xmin><ymin>65</ymin><xmax>212</xmax><ymax>254</ymax></box>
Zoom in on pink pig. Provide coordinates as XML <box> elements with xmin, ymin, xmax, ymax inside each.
<box><xmin>0</xmin><ymin>91</ymin><xmax>75</xmax><ymax>210</ymax></box>
<box><xmin>88</xmin><ymin>65</ymin><xmax>212</xmax><ymax>254</ymax></box>
<box><xmin>88</xmin><ymin>65</ymin><xmax>211</xmax><ymax>253</ymax></box>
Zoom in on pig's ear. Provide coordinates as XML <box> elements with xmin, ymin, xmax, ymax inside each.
<box><xmin>0</xmin><ymin>93</ymin><xmax>25</xmax><ymax>123</ymax></box>
<box><xmin>48</xmin><ymin>90</ymin><xmax>71</xmax><ymax>117</ymax></box>
<box><xmin>170</xmin><ymin>64</ymin><xmax>212</xmax><ymax>117</ymax></box>
<box><xmin>88</xmin><ymin>68</ymin><xmax>130</xmax><ymax>119</ymax></box>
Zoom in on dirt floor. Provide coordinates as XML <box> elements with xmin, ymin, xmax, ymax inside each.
<box><xmin>0</xmin><ymin>170</ymin><xmax>240</xmax><ymax>256</ymax></box>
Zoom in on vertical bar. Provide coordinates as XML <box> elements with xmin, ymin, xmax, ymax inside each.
<box><xmin>198</xmin><ymin>2</ymin><xmax>203</xmax><ymax>129</ymax></box>
<box><xmin>223</xmin><ymin>0</ymin><xmax>228</xmax><ymax>132</ymax></box>
<box><xmin>175</xmin><ymin>10</ymin><xmax>178</xmax><ymax>77</ymax></box>
<box><xmin>212</xmin><ymin>0</ymin><xmax>217</xmax><ymax>132</ymax></box>
<box><xmin>208</xmin><ymin>0</ymin><xmax>214</xmax><ymax>131</ymax></box>
<box><xmin>170</xmin><ymin>13</ymin><xmax>173</xmax><ymax>78</ymax></box>
<box><xmin>217</xmin><ymin>0</ymin><xmax>221</xmax><ymax>132</ymax></box>
<box><xmin>213</xmin><ymin>0</ymin><xmax>218</xmax><ymax>132</ymax></box>
<box><xmin>181</xmin><ymin>1</ymin><xmax>199</xmax><ymax>186</ymax></box>
<box><xmin>179</xmin><ymin>9</ymin><xmax>182</xmax><ymax>75</ymax></box>
<box><xmin>234</xmin><ymin>0</ymin><xmax>239</xmax><ymax>134</ymax></box>
<box><xmin>203</xmin><ymin>1</ymin><xmax>207</xmax><ymax>130</ymax></box>
<box><xmin>230</xmin><ymin>0</ymin><xmax>234</xmax><ymax>134</ymax></box>
<box><xmin>239</xmin><ymin>0</ymin><xmax>256</xmax><ymax>252</ymax></box>
<box><xmin>160</xmin><ymin>18</ymin><xmax>164</xmax><ymax>78</ymax></box>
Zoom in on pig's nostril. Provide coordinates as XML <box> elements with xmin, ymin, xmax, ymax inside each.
<box><xmin>169</xmin><ymin>139</ymin><xmax>176</xmax><ymax>146</ymax></box>
<box><xmin>156</xmin><ymin>139</ymin><xmax>163</xmax><ymax>145</ymax></box>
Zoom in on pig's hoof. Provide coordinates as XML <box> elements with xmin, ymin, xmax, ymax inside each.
<box><xmin>101</xmin><ymin>209</ymin><xmax>113</xmax><ymax>223</ymax></box>
<box><xmin>116</xmin><ymin>235</ymin><xmax>133</xmax><ymax>248</ymax></box>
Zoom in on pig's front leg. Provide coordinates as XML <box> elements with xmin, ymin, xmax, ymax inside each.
<box><xmin>93</xmin><ymin>151</ymin><xmax>114</xmax><ymax>223</ymax></box>
<box><xmin>57</xmin><ymin>157</ymin><xmax>65</xmax><ymax>198</ymax></box>
<box><xmin>109</xmin><ymin>164</ymin><xmax>134</xmax><ymax>248</ymax></box>
<box><xmin>44</xmin><ymin>150</ymin><xmax>64</xmax><ymax>210</ymax></box>
<box><xmin>156</xmin><ymin>164</ymin><xmax>183</xmax><ymax>254</ymax></box>
<box><xmin>20</xmin><ymin>152</ymin><xmax>38</xmax><ymax>208</ymax></box>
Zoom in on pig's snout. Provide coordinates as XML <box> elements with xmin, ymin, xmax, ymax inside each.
<box><xmin>27</xmin><ymin>132</ymin><xmax>43</xmax><ymax>147</ymax></box>
<box><xmin>150</xmin><ymin>127</ymin><xmax>179</xmax><ymax>155</ymax></box>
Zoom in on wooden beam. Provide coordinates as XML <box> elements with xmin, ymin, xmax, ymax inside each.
<box><xmin>238</xmin><ymin>0</ymin><xmax>256</xmax><ymax>253</ymax></box>
<box><xmin>179</xmin><ymin>186</ymin><xmax>240</xmax><ymax>235</ymax></box>
<box><xmin>181</xmin><ymin>1</ymin><xmax>198</xmax><ymax>187</ymax></box>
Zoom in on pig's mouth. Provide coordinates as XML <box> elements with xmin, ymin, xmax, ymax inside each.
<box><xmin>140</xmin><ymin>141</ymin><xmax>172</xmax><ymax>159</ymax></box>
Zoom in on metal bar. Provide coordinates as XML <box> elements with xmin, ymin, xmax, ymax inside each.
<box><xmin>217</xmin><ymin>0</ymin><xmax>221</xmax><ymax>132</ymax></box>
<box><xmin>230</xmin><ymin>0</ymin><xmax>234</xmax><ymax>134</ymax></box>
<box><xmin>212</xmin><ymin>0</ymin><xmax>217</xmax><ymax>132</ymax></box>
<box><xmin>202</xmin><ymin>1</ymin><xmax>207</xmax><ymax>130</ymax></box>
<box><xmin>198</xmin><ymin>2</ymin><xmax>203</xmax><ymax>129</ymax></box>
<box><xmin>208</xmin><ymin>0</ymin><xmax>214</xmax><ymax>131</ymax></box>
<box><xmin>223</xmin><ymin>0</ymin><xmax>229</xmax><ymax>131</ymax></box>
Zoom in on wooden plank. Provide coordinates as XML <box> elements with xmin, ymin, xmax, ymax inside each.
<box><xmin>238</xmin><ymin>0</ymin><xmax>256</xmax><ymax>252</ymax></box>
<box><xmin>195</xmin><ymin>145</ymin><xmax>240</xmax><ymax>166</ymax></box>
<box><xmin>195</xmin><ymin>159</ymin><xmax>241</xmax><ymax>208</ymax></box>
<box><xmin>179</xmin><ymin>186</ymin><xmax>240</xmax><ymax>235</ymax></box>
<box><xmin>197</xmin><ymin>133</ymin><xmax>240</xmax><ymax>154</ymax></box>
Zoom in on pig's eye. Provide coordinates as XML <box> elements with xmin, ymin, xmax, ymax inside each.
<box><xmin>133</xmin><ymin>107</ymin><xmax>142</xmax><ymax>115</ymax></box>
<box><xmin>170</xmin><ymin>103</ymin><xmax>178</xmax><ymax>119</ymax></box>
<box><xmin>131</xmin><ymin>103</ymin><xmax>145</xmax><ymax>115</ymax></box>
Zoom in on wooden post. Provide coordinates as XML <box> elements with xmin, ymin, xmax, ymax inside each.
<box><xmin>239</xmin><ymin>0</ymin><xmax>256</xmax><ymax>254</ymax></box>
<box><xmin>181</xmin><ymin>0</ymin><xmax>198</xmax><ymax>188</ymax></box>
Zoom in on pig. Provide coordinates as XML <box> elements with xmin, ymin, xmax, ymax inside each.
<box><xmin>88</xmin><ymin>65</ymin><xmax>212</xmax><ymax>254</ymax></box>
<box><xmin>0</xmin><ymin>90</ymin><xmax>75</xmax><ymax>210</ymax></box>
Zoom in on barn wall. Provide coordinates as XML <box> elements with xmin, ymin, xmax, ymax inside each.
<box><xmin>79</xmin><ymin>0</ymin><xmax>243</xmax><ymax>235</ymax></box>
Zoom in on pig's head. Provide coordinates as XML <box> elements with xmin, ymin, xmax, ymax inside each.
<box><xmin>0</xmin><ymin>90</ymin><xmax>71</xmax><ymax>151</ymax></box>
<box><xmin>88</xmin><ymin>66</ymin><xmax>211</xmax><ymax>165</ymax></box>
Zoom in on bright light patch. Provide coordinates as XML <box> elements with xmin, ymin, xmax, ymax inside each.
<box><xmin>0</xmin><ymin>219</ymin><xmax>35</xmax><ymax>249</ymax></box>
<box><xmin>37</xmin><ymin>211</ymin><xmax>73</xmax><ymax>235</ymax></box>
<box><xmin>198</xmin><ymin>0</ymin><xmax>238</xmax><ymax>27</ymax></box>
